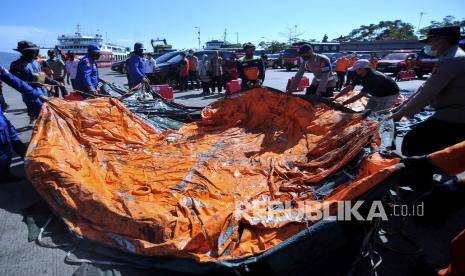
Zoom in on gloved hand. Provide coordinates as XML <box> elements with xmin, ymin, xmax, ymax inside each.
<box><xmin>32</xmin><ymin>72</ymin><xmax>46</xmax><ymax>84</ymax></box>
<box><xmin>402</xmin><ymin>156</ymin><xmax>439</xmax><ymax>174</ymax></box>
<box><xmin>390</xmin><ymin>111</ymin><xmax>404</xmax><ymax>122</ymax></box>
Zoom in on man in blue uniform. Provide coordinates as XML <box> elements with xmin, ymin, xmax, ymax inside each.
<box><xmin>10</xmin><ymin>41</ymin><xmax>58</xmax><ymax>122</ymax></box>
<box><xmin>0</xmin><ymin>66</ymin><xmax>44</xmax><ymax>182</ymax></box>
<box><xmin>75</xmin><ymin>45</ymin><xmax>101</xmax><ymax>99</ymax></box>
<box><xmin>127</xmin><ymin>42</ymin><xmax>148</xmax><ymax>89</ymax></box>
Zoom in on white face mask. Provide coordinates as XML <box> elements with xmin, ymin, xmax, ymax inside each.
<box><xmin>424</xmin><ymin>45</ymin><xmax>438</xmax><ymax>57</ymax></box>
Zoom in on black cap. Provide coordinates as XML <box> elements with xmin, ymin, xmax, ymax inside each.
<box><xmin>243</xmin><ymin>42</ymin><xmax>256</xmax><ymax>50</ymax></box>
<box><xmin>47</xmin><ymin>49</ymin><xmax>55</xmax><ymax>54</ymax></box>
<box><xmin>298</xmin><ymin>44</ymin><xmax>313</xmax><ymax>55</ymax></box>
<box><xmin>14</xmin><ymin>40</ymin><xmax>39</xmax><ymax>52</ymax></box>
<box><xmin>419</xmin><ymin>25</ymin><xmax>461</xmax><ymax>43</ymax></box>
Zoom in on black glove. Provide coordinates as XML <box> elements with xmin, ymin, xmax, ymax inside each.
<box><xmin>402</xmin><ymin>156</ymin><xmax>441</xmax><ymax>175</ymax></box>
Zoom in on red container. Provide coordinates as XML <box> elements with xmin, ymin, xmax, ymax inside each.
<box><xmin>226</xmin><ymin>79</ymin><xmax>242</xmax><ymax>96</ymax></box>
<box><xmin>396</xmin><ymin>70</ymin><xmax>416</xmax><ymax>81</ymax></box>
<box><xmin>286</xmin><ymin>76</ymin><xmax>310</xmax><ymax>91</ymax></box>
<box><xmin>151</xmin><ymin>85</ymin><xmax>174</xmax><ymax>101</ymax></box>
<box><xmin>64</xmin><ymin>91</ymin><xmax>84</xmax><ymax>101</ymax></box>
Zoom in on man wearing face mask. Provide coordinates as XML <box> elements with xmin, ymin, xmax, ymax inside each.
<box><xmin>75</xmin><ymin>44</ymin><xmax>101</xmax><ymax>99</ymax></box>
<box><xmin>64</xmin><ymin>51</ymin><xmax>79</xmax><ymax>89</ymax></box>
<box><xmin>287</xmin><ymin>44</ymin><xmax>337</xmax><ymax>97</ymax></box>
<box><xmin>46</xmin><ymin>50</ymin><xmax>68</xmax><ymax>98</ymax></box>
<box><xmin>237</xmin><ymin>42</ymin><xmax>265</xmax><ymax>90</ymax></box>
<box><xmin>10</xmin><ymin>41</ymin><xmax>58</xmax><ymax>122</ymax></box>
<box><xmin>333</xmin><ymin>59</ymin><xmax>399</xmax><ymax>112</ymax></box>
<box><xmin>391</xmin><ymin>26</ymin><xmax>465</xmax><ymax>157</ymax></box>
<box><xmin>127</xmin><ymin>42</ymin><xmax>148</xmax><ymax>89</ymax></box>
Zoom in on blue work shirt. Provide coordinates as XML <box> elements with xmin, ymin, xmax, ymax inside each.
<box><xmin>9</xmin><ymin>57</ymin><xmax>48</xmax><ymax>97</ymax></box>
<box><xmin>0</xmin><ymin>66</ymin><xmax>43</xmax><ymax>116</ymax></box>
<box><xmin>75</xmin><ymin>55</ymin><xmax>99</xmax><ymax>95</ymax></box>
<box><xmin>1</xmin><ymin>65</ymin><xmax>43</xmax><ymax>164</ymax></box>
<box><xmin>127</xmin><ymin>53</ymin><xmax>145</xmax><ymax>88</ymax></box>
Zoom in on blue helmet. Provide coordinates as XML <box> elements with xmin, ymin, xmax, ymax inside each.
<box><xmin>134</xmin><ymin>42</ymin><xmax>145</xmax><ymax>51</ymax></box>
<box><xmin>87</xmin><ymin>44</ymin><xmax>100</xmax><ymax>53</ymax></box>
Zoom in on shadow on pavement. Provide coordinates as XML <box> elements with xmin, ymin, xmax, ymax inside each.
<box><xmin>5</xmin><ymin>108</ymin><xmax>28</xmax><ymax>115</ymax></box>
<box><xmin>14</xmin><ymin>125</ymin><xmax>33</xmax><ymax>134</ymax></box>
<box><xmin>106</xmin><ymin>74</ymin><xmax>127</xmax><ymax>78</ymax></box>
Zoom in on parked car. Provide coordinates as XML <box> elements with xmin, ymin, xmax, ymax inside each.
<box><xmin>281</xmin><ymin>47</ymin><xmax>301</xmax><ymax>71</ymax></box>
<box><xmin>110</xmin><ymin>52</ymin><xmax>180</xmax><ymax>74</ymax></box>
<box><xmin>153</xmin><ymin>50</ymin><xmax>234</xmax><ymax>88</ymax></box>
<box><xmin>155</xmin><ymin>51</ymin><xmax>183</xmax><ymax>64</ymax></box>
<box><xmin>322</xmin><ymin>52</ymin><xmax>344</xmax><ymax>63</ymax></box>
<box><xmin>376</xmin><ymin>51</ymin><xmax>417</xmax><ymax>75</ymax></box>
<box><xmin>412</xmin><ymin>50</ymin><xmax>438</xmax><ymax>79</ymax></box>
<box><xmin>323</xmin><ymin>52</ymin><xmax>345</xmax><ymax>72</ymax></box>
<box><xmin>358</xmin><ymin>54</ymin><xmax>372</xmax><ymax>60</ymax></box>
<box><xmin>111</xmin><ymin>60</ymin><xmax>127</xmax><ymax>74</ymax></box>
<box><xmin>266</xmin><ymin>53</ymin><xmax>282</xmax><ymax>68</ymax></box>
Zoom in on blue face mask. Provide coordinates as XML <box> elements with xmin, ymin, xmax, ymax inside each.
<box><xmin>424</xmin><ymin>45</ymin><xmax>438</xmax><ymax>57</ymax></box>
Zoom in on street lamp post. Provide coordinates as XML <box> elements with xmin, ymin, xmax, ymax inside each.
<box><xmin>235</xmin><ymin>32</ymin><xmax>239</xmax><ymax>44</ymax></box>
<box><xmin>417</xmin><ymin>12</ymin><xmax>425</xmax><ymax>34</ymax></box>
<box><xmin>195</xmin><ymin>27</ymin><xmax>201</xmax><ymax>50</ymax></box>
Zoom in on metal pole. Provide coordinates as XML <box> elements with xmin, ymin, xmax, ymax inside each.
<box><xmin>236</xmin><ymin>32</ymin><xmax>239</xmax><ymax>44</ymax></box>
<box><xmin>417</xmin><ymin>12</ymin><xmax>425</xmax><ymax>33</ymax></box>
<box><xmin>195</xmin><ymin>27</ymin><xmax>201</xmax><ymax>50</ymax></box>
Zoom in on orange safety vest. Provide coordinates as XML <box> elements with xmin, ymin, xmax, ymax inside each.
<box><xmin>244</xmin><ymin>67</ymin><xmax>260</xmax><ymax>81</ymax></box>
<box><xmin>348</xmin><ymin>56</ymin><xmax>358</xmax><ymax>67</ymax></box>
<box><xmin>335</xmin><ymin>57</ymin><xmax>349</xmax><ymax>72</ymax></box>
<box><xmin>187</xmin><ymin>56</ymin><xmax>197</xmax><ymax>72</ymax></box>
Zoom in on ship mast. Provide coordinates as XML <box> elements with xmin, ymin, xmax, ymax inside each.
<box><xmin>75</xmin><ymin>24</ymin><xmax>81</xmax><ymax>36</ymax></box>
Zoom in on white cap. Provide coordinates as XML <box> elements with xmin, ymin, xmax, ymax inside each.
<box><xmin>348</xmin><ymin>59</ymin><xmax>370</xmax><ymax>71</ymax></box>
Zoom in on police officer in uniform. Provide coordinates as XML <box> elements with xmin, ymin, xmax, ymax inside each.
<box><xmin>10</xmin><ymin>41</ymin><xmax>58</xmax><ymax>122</ymax></box>
<box><xmin>0</xmin><ymin>66</ymin><xmax>44</xmax><ymax>182</ymax></box>
<box><xmin>287</xmin><ymin>44</ymin><xmax>337</xmax><ymax>97</ymax></box>
<box><xmin>127</xmin><ymin>42</ymin><xmax>148</xmax><ymax>89</ymax></box>
<box><xmin>237</xmin><ymin>42</ymin><xmax>265</xmax><ymax>90</ymax></box>
<box><xmin>75</xmin><ymin>45</ymin><xmax>101</xmax><ymax>99</ymax></box>
<box><xmin>392</xmin><ymin>26</ymin><xmax>465</xmax><ymax>156</ymax></box>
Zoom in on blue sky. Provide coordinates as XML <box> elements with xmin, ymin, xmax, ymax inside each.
<box><xmin>0</xmin><ymin>0</ymin><xmax>464</xmax><ymax>52</ymax></box>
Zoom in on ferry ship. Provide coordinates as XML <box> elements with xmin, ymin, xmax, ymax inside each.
<box><xmin>57</xmin><ymin>25</ymin><xmax>130</xmax><ymax>67</ymax></box>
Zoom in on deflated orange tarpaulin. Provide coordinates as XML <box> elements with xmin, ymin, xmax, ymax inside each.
<box><xmin>25</xmin><ymin>88</ymin><xmax>399</xmax><ymax>262</ymax></box>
